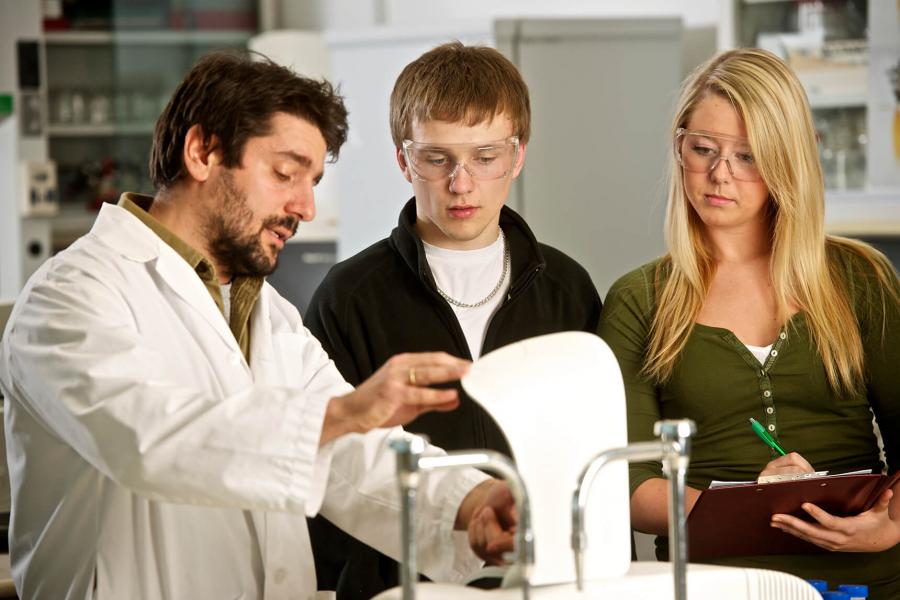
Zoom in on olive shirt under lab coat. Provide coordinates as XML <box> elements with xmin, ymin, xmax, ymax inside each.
<box><xmin>0</xmin><ymin>194</ymin><xmax>487</xmax><ymax>599</ymax></box>
<box><xmin>598</xmin><ymin>243</ymin><xmax>900</xmax><ymax>598</ymax></box>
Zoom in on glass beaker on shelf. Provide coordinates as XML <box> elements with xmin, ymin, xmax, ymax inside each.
<box><xmin>88</xmin><ymin>92</ymin><xmax>112</xmax><ymax>125</ymax></box>
<box><xmin>70</xmin><ymin>91</ymin><xmax>86</xmax><ymax>124</ymax></box>
<box><xmin>814</xmin><ymin>106</ymin><xmax>867</xmax><ymax>190</ymax></box>
<box><xmin>52</xmin><ymin>90</ymin><xmax>73</xmax><ymax>124</ymax></box>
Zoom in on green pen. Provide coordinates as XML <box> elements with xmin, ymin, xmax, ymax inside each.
<box><xmin>749</xmin><ymin>417</ymin><xmax>787</xmax><ymax>456</ymax></box>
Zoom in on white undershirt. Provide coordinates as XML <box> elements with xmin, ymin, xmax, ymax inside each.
<box><xmin>423</xmin><ymin>233</ymin><xmax>510</xmax><ymax>359</ymax></box>
<box><xmin>744</xmin><ymin>342</ymin><xmax>773</xmax><ymax>365</ymax></box>
<box><xmin>220</xmin><ymin>282</ymin><xmax>232</xmax><ymax>324</ymax></box>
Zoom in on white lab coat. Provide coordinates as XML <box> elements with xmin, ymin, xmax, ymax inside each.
<box><xmin>0</xmin><ymin>203</ymin><xmax>486</xmax><ymax>600</ymax></box>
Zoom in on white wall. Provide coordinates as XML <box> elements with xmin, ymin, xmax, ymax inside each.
<box><xmin>0</xmin><ymin>0</ymin><xmax>45</xmax><ymax>299</ymax></box>
<box><xmin>0</xmin><ymin>116</ymin><xmax>19</xmax><ymax>301</ymax></box>
<box><xmin>266</xmin><ymin>0</ymin><xmax>719</xmax><ymax>30</ymax></box>
<box><xmin>385</xmin><ymin>0</ymin><xmax>718</xmax><ymax>28</ymax></box>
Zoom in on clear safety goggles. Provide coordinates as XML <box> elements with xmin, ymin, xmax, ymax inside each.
<box><xmin>674</xmin><ymin>128</ymin><xmax>762</xmax><ymax>182</ymax></box>
<box><xmin>402</xmin><ymin>136</ymin><xmax>520</xmax><ymax>182</ymax></box>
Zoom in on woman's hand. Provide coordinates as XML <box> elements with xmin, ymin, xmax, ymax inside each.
<box><xmin>771</xmin><ymin>484</ymin><xmax>900</xmax><ymax>553</ymax></box>
<box><xmin>757</xmin><ymin>452</ymin><xmax>815</xmax><ymax>479</ymax></box>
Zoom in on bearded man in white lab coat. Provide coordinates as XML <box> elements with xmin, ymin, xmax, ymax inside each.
<box><xmin>0</xmin><ymin>52</ymin><xmax>516</xmax><ymax>599</ymax></box>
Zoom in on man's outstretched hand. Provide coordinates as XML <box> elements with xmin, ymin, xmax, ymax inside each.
<box><xmin>457</xmin><ymin>479</ymin><xmax>517</xmax><ymax>565</ymax></box>
<box><xmin>321</xmin><ymin>352</ymin><xmax>469</xmax><ymax>446</ymax></box>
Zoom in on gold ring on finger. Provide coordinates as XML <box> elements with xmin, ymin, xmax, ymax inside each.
<box><xmin>408</xmin><ymin>367</ymin><xmax>417</xmax><ymax>386</ymax></box>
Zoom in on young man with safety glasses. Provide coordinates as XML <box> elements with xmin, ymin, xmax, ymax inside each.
<box><xmin>305</xmin><ymin>41</ymin><xmax>601</xmax><ymax>597</ymax></box>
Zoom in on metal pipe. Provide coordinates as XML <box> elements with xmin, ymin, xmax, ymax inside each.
<box><xmin>571</xmin><ymin>440</ymin><xmax>668</xmax><ymax>589</ymax></box>
<box><xmin>390</xmin><ymin>434</ymin><xmax>427</xmax><ymax>600</ymax></box>
<box><xmin>571</xmin><ymin>419</ymin><xmax>695</xmax><ymax>600</ymax></box>
<box><xmin>391</xmin><ymin>435</ymin><xmax>533</xmax><ymax>600</ymax></box>
<box><xmin>656</xmin><ymin>420</ymin><xmax>696</xmax><ymax>600</ymax></box>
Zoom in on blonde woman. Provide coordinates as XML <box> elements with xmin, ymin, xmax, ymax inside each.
<box><xmin>598</xmin><ymin>48</ymin><xmax>900</xmax><ymax>596</ymax></box>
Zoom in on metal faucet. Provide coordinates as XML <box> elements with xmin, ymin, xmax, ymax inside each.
<box><xmin>571</xmin><ymin>419</ymin><xmax>696</xmax><ymax>599</ymax></box>
<box><xmin>390</xmin><ymin>434</ymin><xmax>533</xmax><ymax>600</ymax></box>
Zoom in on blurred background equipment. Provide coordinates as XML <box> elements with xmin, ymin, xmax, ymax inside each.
<box><xmin>0</xmin><ymin>0</ymin><xmax>897</xmax><ymax>308</ymax></box>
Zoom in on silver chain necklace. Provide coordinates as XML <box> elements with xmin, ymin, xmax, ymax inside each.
<box><xmin>435</xmin><ymin>230</ymin><xmax>510</xmax><ymax>309</ymax></box>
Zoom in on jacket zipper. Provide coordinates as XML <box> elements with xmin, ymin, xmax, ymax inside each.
<box><xmin>420</xmin><ymin>260</ymin><xmax>543</xmax><ymax>450</ymax></box>
<box><xmin>482</xmin><ymin>263</ymin><xmax>544</xmax><ymax>354</ymax></box>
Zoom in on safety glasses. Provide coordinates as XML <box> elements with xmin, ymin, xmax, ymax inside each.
<box><xmin>402</xmin><ymin>136</ymin><xmax>520</xmax><ymax>182</ymax></box>
<box><xmin>675</xmin><ymin>128</ymin><xmax>762</xmax><ymax>182</ymax></box>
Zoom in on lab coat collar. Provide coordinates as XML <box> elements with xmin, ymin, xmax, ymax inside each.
<box><xmin>90</xmin><ymin>202</ymin><xmax>248</xmax><ymax>364</ymax></box>
<box><xmin>91</xmin><ymin>202</ymin><xmax>161</xmax><ymax>263</ymax></box>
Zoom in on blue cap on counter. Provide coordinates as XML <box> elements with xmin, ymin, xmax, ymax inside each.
<box><xmin>806</xmin><ymin>579</ymin><xmax>828</xmax><ymax>593</ymax></box>
<box><xmin>822</xmin><ymin>592</ymin><xmax>850</xmax><ymax>600</ymax></box>
<box><xmin>836</xmin><ymin>584</ymin><xmax>868</xmax><ymax>598</ymax></box>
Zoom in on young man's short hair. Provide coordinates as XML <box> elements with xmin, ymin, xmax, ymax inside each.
<box><xmin>149</xmin><ymin>51</ymin><xmax>349</xmax><ymax>191</ymax></box>
<box><xmin>389</xmin><ymin>41</ymin><xmax>531</xmax><ymax>147</ymax></box>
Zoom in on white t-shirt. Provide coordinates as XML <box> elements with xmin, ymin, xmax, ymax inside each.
<box><xmin>745</xmin><ymin>342</ymin><xmax>773</xmax><ymax>365</ymax></box>
<box><xmin>424</xmin><ymin>232</ymin><xmax>510</xmax><ymax>359</ymax></box>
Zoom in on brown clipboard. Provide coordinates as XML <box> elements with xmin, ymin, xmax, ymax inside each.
<box><xmin>687</xmin><ymin>471</ymin><xmax>900</xmax><ymax>560</ymax></box>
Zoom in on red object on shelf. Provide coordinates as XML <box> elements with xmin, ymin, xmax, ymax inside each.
<box><xmin>42</xmin><ymin>17</ymin><xmax>70</xmax><ymax>31</ymax></box>
<box><xmin>168</xmin><ymin>10</ymin><xmax>256</xmax><ymax>31</ymax></box>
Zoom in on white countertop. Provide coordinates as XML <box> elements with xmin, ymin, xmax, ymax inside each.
<box><xmin>825</xmin><ymin>189</ymin><xmax>900</xmax><ymax>236</ymax></box>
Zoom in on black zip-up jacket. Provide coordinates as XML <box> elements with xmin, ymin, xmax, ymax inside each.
<box><xmin>306</xmin><ymin>198</ymin><xmax>601</xmax><ymax>597</ymax></box>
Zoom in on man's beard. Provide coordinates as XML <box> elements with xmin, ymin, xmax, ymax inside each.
<box><xmin>205</xmin><ymin>171</ymin><xmax>298</xmax><ymax>278</ymax></box>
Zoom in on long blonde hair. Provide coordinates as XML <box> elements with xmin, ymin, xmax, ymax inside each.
<box><xmin>646</xmin><ymin>48</ymin><xmax>895</xmax><ymax>395</ymax></box>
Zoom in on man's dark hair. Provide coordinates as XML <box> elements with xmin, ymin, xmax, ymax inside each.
<box><xmin>149</xmin><ymin>51</ymin><xmax>348</xmax><ymax>191</ymax></box>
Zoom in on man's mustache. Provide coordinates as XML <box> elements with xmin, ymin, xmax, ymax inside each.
<box><xmin>261</xmin><ymin>215</ymin><xmax>299</xmax><ymax>239</ymax></box>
